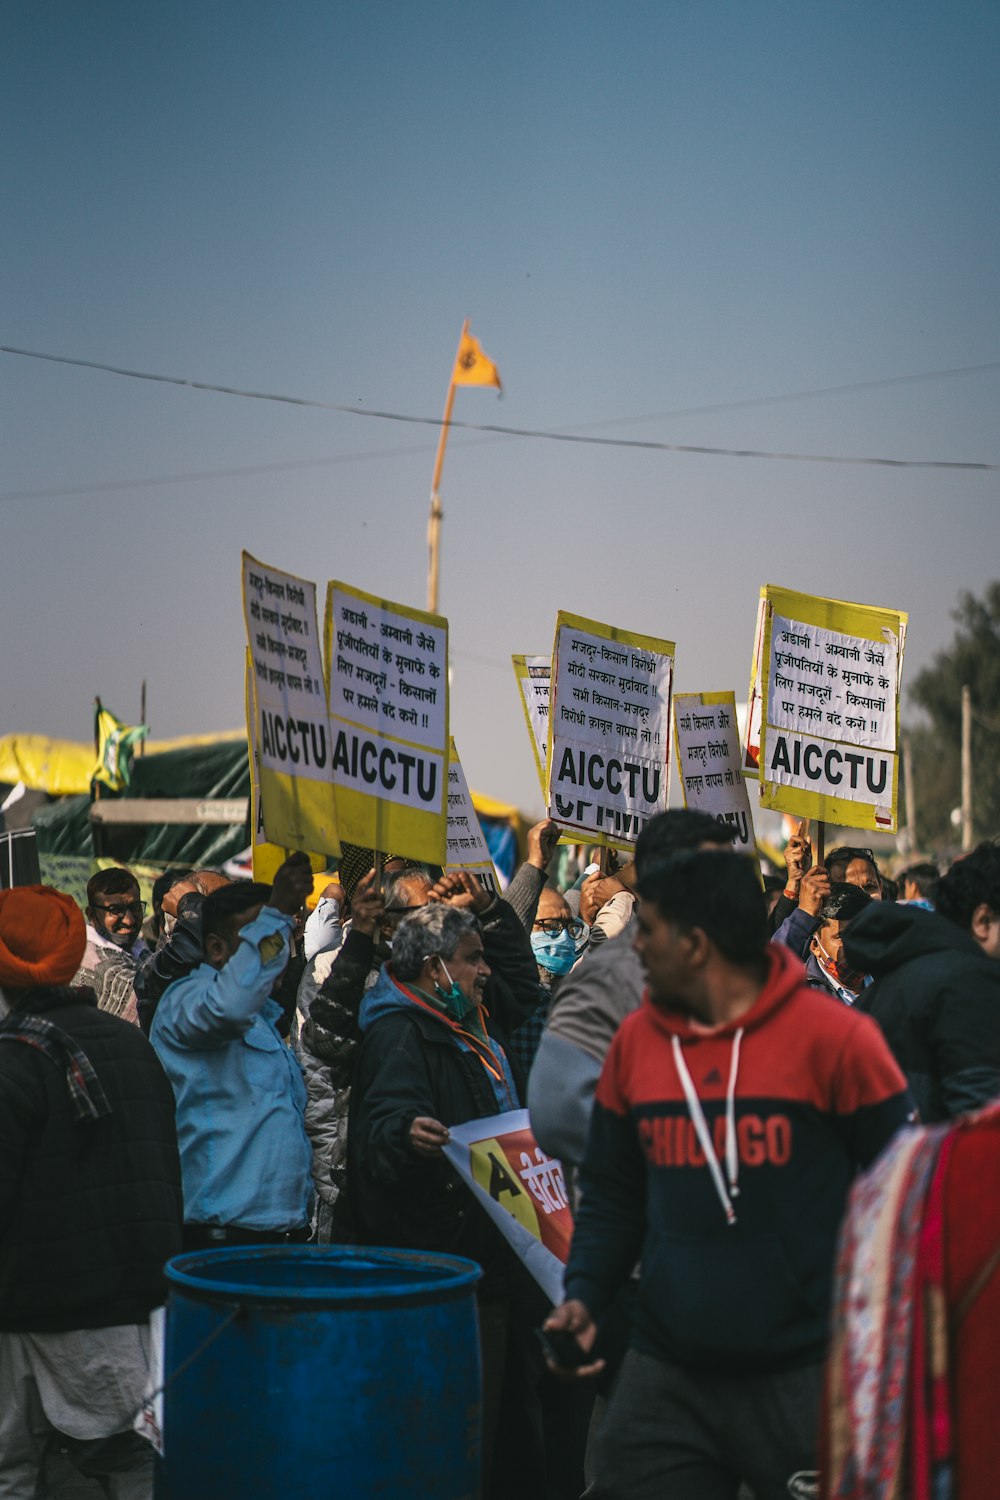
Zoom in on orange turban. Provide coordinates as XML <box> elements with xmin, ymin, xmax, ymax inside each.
<box><xmin>0</xmin><ymin>885</ymin><xmax>87</xmax><ymax>991</ymax></box>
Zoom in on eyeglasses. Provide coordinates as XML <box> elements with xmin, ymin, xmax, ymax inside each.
<box><xmin>93</xmin><ymin>900</ymin><xmax>146</xmax><ymax>919</ymax></box>
<box><xmin>828</xmin><ymin>847</ymin><xmax>876</xmax><ymax>867</ymax></box>
<box><xmin>533</xmin><ymin>916</ymin><xmax>586</xmax><ymax>939</ymax></box>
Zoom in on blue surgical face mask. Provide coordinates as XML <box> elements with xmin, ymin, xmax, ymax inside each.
<box><xmin>531</xmin><ymin>927</ymin><xmax>579</xmax><ymax>977</ymax></box>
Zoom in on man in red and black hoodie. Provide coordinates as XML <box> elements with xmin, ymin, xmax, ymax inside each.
<box><xmin>545</xmin><ymin>850</ymin><xmax>914</xmax><ymax>1500</ymax></box>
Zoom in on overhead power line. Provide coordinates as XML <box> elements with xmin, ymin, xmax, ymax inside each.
<box><xmin>8</xmin><ymin>359</ymin><xmax>999</xmax><ymax>503</ymax></box>
<box><xmin>1</xmin><ymin>342</ymin><xmax>998</xmax><ymax>474</ymax></box>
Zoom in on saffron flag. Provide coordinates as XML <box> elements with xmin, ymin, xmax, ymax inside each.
<box><xmin>91</xmin><ymin>705</ymin><xmax>148</xmax><ymax>792</ymax></box>
<box><xmin>451</xmin><ymin>326</ymin><xmax>501</xmax><ymax>390</ymax></box>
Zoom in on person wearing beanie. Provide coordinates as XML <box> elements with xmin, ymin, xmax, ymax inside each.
<box><xmin>0</xmin><ymin>884</ymin><xmax>182</xmax><ymax>1498</ymax></box>
<box><xmin>0</xmin><ymin>882</ymin><xmax>86</xmax><ymax>995</ymax></box>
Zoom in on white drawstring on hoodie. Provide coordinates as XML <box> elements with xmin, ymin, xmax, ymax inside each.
<box><xmin>671</xmin><ymin>1028</ymin><xmax>745</xmax><ymax>1227</ymax></box>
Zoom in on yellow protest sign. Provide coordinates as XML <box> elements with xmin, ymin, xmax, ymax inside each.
<box><xmin>742</xmin><ymin>592</ymin><xmax>766</xmax><ymax>776</ymax></box>
<box><xmin>757</xmin><ymin>585</ymin><xmax>908</xmax><ymax>833</ymax></box>
<box><xmin>325</xmin><ymin>581</ymin><xmax>448</xmax><ymax>863</ymax></box>
<box><xmin>547</xmin><ymin>611</ymin><xmax>674</xmax><ymax>846</ymax></box>
<box><xmin>242</xmin><ymin>553</ymin><xmax>339</xmax><ymax>854</ymax></box>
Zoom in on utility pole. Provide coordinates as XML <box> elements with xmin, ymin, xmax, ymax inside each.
<box><xmin>961</xmin><ymin>684</ymin><xmax>974</xmax><ymax>851</ymax></box>
<box><xmin>902</xmin><ymin>736</ymin><xmax>916</xmax><ymax>852</ymax></box>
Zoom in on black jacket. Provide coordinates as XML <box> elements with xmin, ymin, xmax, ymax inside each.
<box><xmin>135</xmin><ymin>891</ymin><xmax>205</xmax><ymax>1035</ymax></box>
<box><xmin>0</xmin><ymin>986</ymin><xmax>183</xmax><ymax>1331</ymax></box>
<box><xmin>846</xmin><ymin>903</ymin><xmax>1000</xmax><ymax>1122</ymax></box>
<box><xmin>347</xmin><ymin>983</ymin><xmax>527</xmax><ymax>1292</ymax></box>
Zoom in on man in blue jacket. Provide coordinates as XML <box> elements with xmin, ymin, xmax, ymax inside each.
<box><xmin>150</xmin><ymin>852</ymin><xmax>314</xmax><ymax>1249</ymax></box>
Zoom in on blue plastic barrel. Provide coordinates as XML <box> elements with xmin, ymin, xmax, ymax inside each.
<box><xmin>157</xmin><ymin>1245</ymin><xmax>482</xmax><ymax>1500</ymax></box>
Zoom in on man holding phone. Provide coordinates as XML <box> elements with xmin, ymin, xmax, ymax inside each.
<box><xmin>544</xmin><ymin>850</ymin><xmax>913</xmax><ymax>1499</ymax></box>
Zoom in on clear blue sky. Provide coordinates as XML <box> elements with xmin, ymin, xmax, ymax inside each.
<box><xmin>4</xmin><ymin>0</ymin><xmax>998</xmax><ymax>817</ymax></box>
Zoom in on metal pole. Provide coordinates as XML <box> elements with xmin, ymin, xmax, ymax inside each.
<box><xmin>93</xmin><ymin>697</ymin><xmax>102</xmax><ymax>804</ymax></box>
<box><xmin>962</xmin><ymin>684</ymin><xmax>973</xmax><ymax>851</ymax></box>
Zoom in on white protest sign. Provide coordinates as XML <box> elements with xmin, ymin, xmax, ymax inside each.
<box><xmin>674</xmin><ymin>692</ymin><xmax>756</xmax><ymax>850</ymax></box>
<box><xmin>242</xmin><ymin>552</ymin><xmax>337</xmax><ymax>851</ymax></box>
<box><xmin>768</xmin><ymin>614</ymin><xmax>899</xmax><ymax>754</ymax></box>
<box><xmin>547</xmin><ymin>612</ymin><xmax>674</xmax><ymax>844</ymax></box>
<box><xmin>445</xmin><ymin>739</ymin><xmax>499</xmax><ymax>895</ymax></box>
<box><xmin>325</xmin><ymin>582</ymin><xmax>448</xmax><ymax>862</ymax></box>
<box><xmin>443</xmin><ymin>1110</ymin><xmax>572</xmax><ymax>1305</ymax></box>
<box><xmin>512</xmin><ymin>654</ymin><xmax>550</xmax><ymax>797</ymax></box>
<box><xmin>243</xmin><ymin>554</ymin><xmax>329</xmax><ymax>780</ymax></box>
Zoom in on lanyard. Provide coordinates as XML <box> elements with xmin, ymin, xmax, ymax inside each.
<box><xmin>670</xmin><ymin>1030</ymin><xmax>744</xmax><ymax>1227</ymax></box>
<box><xmin>395</xmin><ymin>980</ymin><xmax>515</xmax><ymax>1104</ymax></box>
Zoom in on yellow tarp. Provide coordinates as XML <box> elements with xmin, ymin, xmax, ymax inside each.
<box><xmin>470</xmin><ymin>788</ymin><xmax>530</xmax><ymax>863</ymax></box>
<box><xmin>0</xmin><ymin>731</ymin><xmax>246</xmax><ymax>797</ymax></box>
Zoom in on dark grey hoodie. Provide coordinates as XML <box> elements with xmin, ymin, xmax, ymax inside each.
<box><xmin>846</xmin><ymin>901</ymin><xmax>1000</xmax><ymax>1122</ymax></box>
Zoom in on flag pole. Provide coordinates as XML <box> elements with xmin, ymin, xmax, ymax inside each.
<box><xmin>426</xmin><ymin>320</ymin><xmax>468</xmax><ymax>614</ymax></box>
<box><xmin>92</xmin><ymin>697</ymin><xmax>102</xmax><ymax>804</ymax></box>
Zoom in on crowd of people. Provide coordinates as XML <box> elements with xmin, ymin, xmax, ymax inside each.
<box><xmin>1</xmin><ymin>814</ymin><xmax>999</xmax><ymax>1498</ymax></box>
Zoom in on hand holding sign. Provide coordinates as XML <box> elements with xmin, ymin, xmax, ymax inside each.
<box><xmin>427</xmin><ymin>870</ymin><xmax>492</xmax><ymax>914</ymax></box>
<box><xmin>270</xmin><ymin>851</ymin><xmax>315</xmax><ymax>916</ymax></box>
<box><xmin>580</xmin><ymin>871</ymin><xmax>629</xmax><ymax>926</ymax></box>
<box><xmin>409</xmin><ymin>1116</ymin><xmax>450</xmax><ymax>1157</ymax></box>
<box><xmin>526</xmin><ymin>818</ymin><xmax>560</xmax><ymax>873</ymax></box>
<box><xmin>784</xmin><ymin>820</ymin><xmax>813</xmax><ymax>889</ymax></box>
<box><xmin>798</xmin><ymin>865</ymin><xmax>831</xmax><ymax>917</ymax></box>
<box><xmin>347</xmin><ymin>869</ymin><xmax>385</xmax><ymax>937</ymax></box>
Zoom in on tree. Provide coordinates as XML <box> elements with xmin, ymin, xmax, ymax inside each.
<box><xmin>905</xmin><ymin>581</ymin><xmax>1000</xmax><ymax>848</ymax></box>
